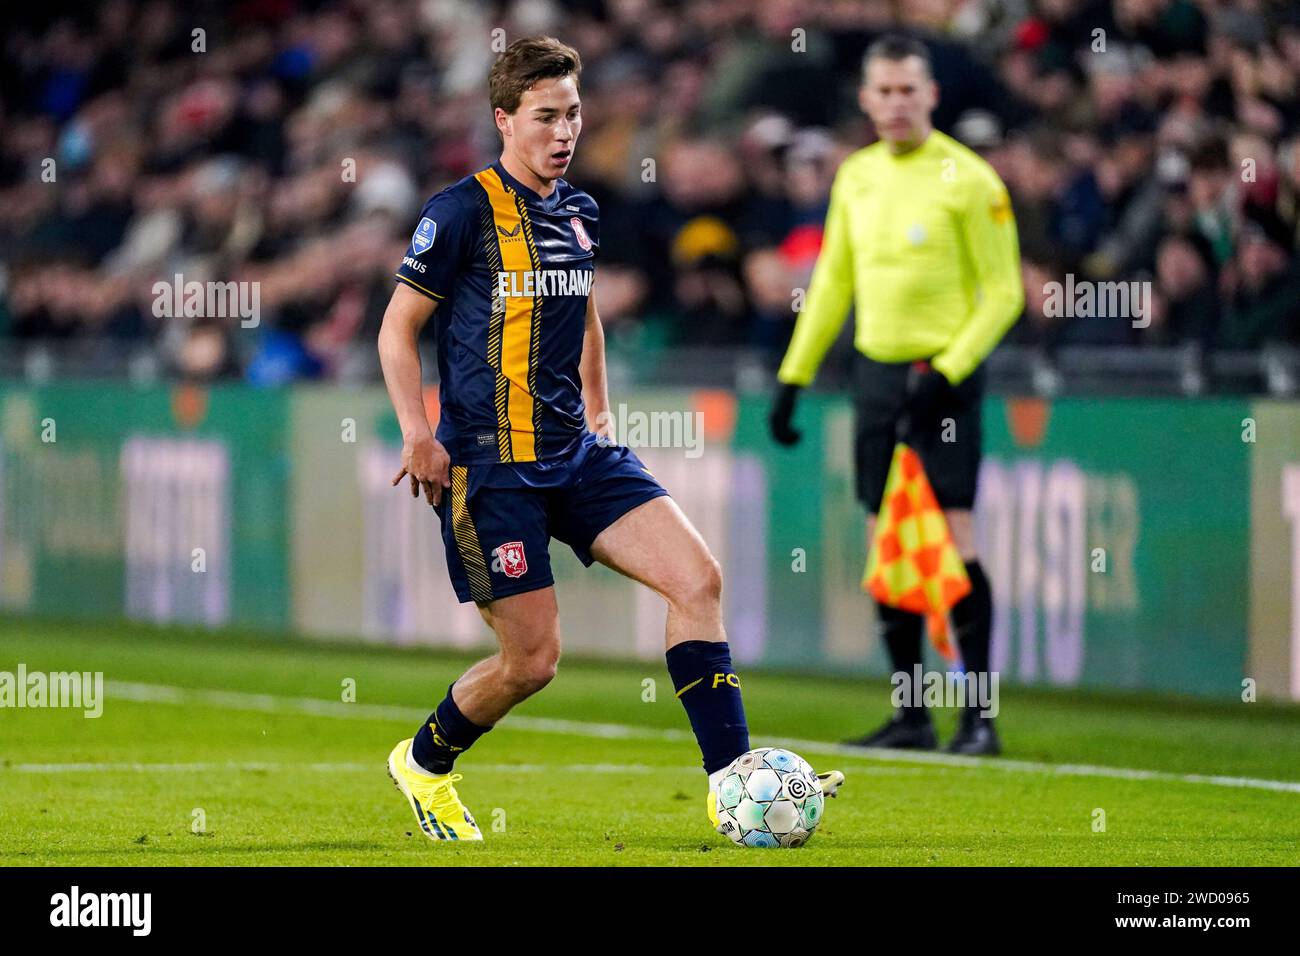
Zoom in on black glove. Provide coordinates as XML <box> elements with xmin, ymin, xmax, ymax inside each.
<box><xmin>905</xmin><ymin>362</ymin><xmax>955</xmax><ymax>426</ymax></box>
<box><xmin>769</xmin><ymin>382</ymin><xmax>803</xmax><ymax>446</ymax></box>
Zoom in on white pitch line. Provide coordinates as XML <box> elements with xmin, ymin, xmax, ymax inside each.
<box><xmin>6</xmin><ymin>761</ymin><xmax>375</xmax><ymax>773</ymax></box>
<box><xmin>2</xmin><ymin>761</ymin><xmax>664</xmax><ymax>774</ymax></box>
<box><xmin>3</xmin><ymin>760</ymin><xmax>933</xmax><ymax>776</ymax></box>
<box><xmin>94</xmin><ymin>680</ymin><xmax>1300</xmax><ymax>795</ymax></box>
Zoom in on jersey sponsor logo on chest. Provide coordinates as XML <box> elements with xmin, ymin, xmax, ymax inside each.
<box><xmin>494</xmin><ymin>269</ymin><xmax>593</xmax><ymax>298</ymax></box>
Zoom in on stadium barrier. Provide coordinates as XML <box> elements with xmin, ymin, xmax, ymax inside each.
<box><xmin>0</xmin><ymin>381</ymin><xmax>1294</xmax><ymax>701</ymax></box>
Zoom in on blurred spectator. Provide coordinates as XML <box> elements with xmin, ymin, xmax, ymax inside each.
<box><xmin>1218</xmin><ymin>220</ymin><xmax>1300</xmax><ymax>349</ymax></box>
<box><xmin>0</xmin><ymin>0</ymin><xmax>1297</xmax><ymax>381</ymax></box>
<box><xmin>1147</xmin><ymin>232</ymin><xmax>1217</xmax><ymax>346</ymax></box>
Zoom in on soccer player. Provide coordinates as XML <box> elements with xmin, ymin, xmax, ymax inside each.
<box><xmin>377</xmin><ymin>36</ymin><xmax>843</xmax><ymax>842</ymax></box>
<box><xmin>770</xmin><ymin>35</ymin><xmax>1024</xmax><ymax>755</ymax></box>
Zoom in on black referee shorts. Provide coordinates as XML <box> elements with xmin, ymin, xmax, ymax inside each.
<box><xmin>852</xmin><ymin>352</ymin><xmax>985</xmax><ymax>514</ymax></box>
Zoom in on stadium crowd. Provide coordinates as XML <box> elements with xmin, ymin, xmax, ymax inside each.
<box><xmin>1</xmin><ymin>0</ymin><xmax>1298</xmax><ymax>383</ymax></box>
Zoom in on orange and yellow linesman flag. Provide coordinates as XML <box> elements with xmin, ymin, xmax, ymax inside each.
<box><xmin>862</xmin><ymin>443</ymin><xmax>971</xmax><ymax>662</ymax></box>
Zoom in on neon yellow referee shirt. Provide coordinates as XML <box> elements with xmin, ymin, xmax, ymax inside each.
<box><xmin>777</xmin><ymin>129</ymin><xmax>1024</xmax><ymax>387</ymax></box>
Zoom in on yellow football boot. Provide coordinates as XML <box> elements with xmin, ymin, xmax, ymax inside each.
<box><xmin>816</xmin><ymin>769</ymin><xmax>845</xmax><ymax>797</ymax></box>
<box><xmin>386</xmin><ymin>738</ymin><xmax>482</xmax><ymax>842</ymax></box>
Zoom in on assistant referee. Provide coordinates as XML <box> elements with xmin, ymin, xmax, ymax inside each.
<box><xmin>770</xmin><ymin>35</ymin><xmax>1024</xmax><ymax>755</ymax></box>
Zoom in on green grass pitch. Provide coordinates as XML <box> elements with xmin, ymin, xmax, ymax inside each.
<box><xmin>1</xmin><ymin>617</ymin><xmax>1297</xmax><ymax>866</ymax></box>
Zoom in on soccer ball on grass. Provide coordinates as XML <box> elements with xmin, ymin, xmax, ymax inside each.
<box><xmin>714</xmin><ymin>747</ymin><xmax>824</xmax><ymax>848</ymax></box>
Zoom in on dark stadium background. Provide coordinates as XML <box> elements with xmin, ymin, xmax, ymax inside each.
<box><xmin>2</xmin><ymin>0</ymin><xmax>1297</xmax><ymax>387</ymax></box>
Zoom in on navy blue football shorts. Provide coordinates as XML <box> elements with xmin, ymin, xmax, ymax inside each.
<box><xmin>434</xmin><ymin>430</ymin><xmax>669</xmax><ymax>604</ymax></box>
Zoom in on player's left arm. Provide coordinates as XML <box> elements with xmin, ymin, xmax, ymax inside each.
<box><xmin>930</xmin><ymin>172</ymin><xmax>1026</xmax><ymax>386</ymax></box>
<box><xmin>580</xmin><ymin>290</ymin><xmax>614</xmax><ymax>442</ymax></box>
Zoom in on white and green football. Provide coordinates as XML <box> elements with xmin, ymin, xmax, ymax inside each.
<box><xmin>714</xmin><ymin>747</ymin><xmax>825</xmax><ymax>848</ymax></box>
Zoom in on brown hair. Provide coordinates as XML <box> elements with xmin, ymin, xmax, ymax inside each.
<box><xmin>489</xmin><ymin>36</ymin><xmax>583</xmax><ymax>115</ymax></box>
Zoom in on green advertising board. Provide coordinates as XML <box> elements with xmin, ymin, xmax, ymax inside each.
<box><xmin>0</xmin><ymin>383</ymin><xmax>289</xmax><ymax>630</ymax></box>
<box><xmin>0</xmin><ymin>382</ymin><xmax>1294</xmax><ymax>700</ymax></box>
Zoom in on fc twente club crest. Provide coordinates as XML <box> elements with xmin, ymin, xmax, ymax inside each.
<box><xmin>570</xmin><ymin>217</ymin><xmax>592</xmax><ymax>251</ymax></box>
<box><xmin>497</xmin><ymin>541</ymin><xmax>528</xmax><ymax>578</ymax></box>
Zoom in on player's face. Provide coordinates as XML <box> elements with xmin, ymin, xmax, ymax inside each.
<box><xmin>497</xmin><ymin>75</ymin><xmax>582</xmax><ymax>183</ymax></box>
<box><xmin>860</xmin><ymin>56</ymin><xmax>938</xmax><ymax>151</ymax></box>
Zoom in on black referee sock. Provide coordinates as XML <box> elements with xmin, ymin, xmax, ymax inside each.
<box><xmin>951</xmin><ymin>561</ymin><xmax>993</xmax><ymax>712</ymax></box>
<box><xmin>666</xmin><ymin>640</ymin><xmax>750</xmax><ymax>774</ymax></box>
<box><xmin>411</xmin><ymin>682</ymin><xmax>491</xmax><ymax>774</ymax></box>
<box><xmin>876</xmin><ymin>602</ymin><xmax>928</xmax><ymax>724</ymax></box>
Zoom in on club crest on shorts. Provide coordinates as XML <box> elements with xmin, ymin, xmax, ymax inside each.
<box><xmin>494</xmin><ymin>541</ymin><xmax>528</xmax><ymax>578</ymax></box>
<box><xmin>569</xmin><ymin>216</ymin><xmax>592</xmax><ymax>251</ymax></box>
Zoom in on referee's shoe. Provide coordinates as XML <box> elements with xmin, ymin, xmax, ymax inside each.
<box><xmin>946</xmin><ymin>707</ymin><xmax>1001</xmax><ymax>755</ymax></box>
<box><xmin>845</xmin><ymin>708</ymin><xmax>938</xmax><ymax>750</ymax></box>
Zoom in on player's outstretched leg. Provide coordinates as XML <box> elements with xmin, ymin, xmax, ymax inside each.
<box><xmin>388</xmin><ymin>587</ymin><xmax>561</xmax><ymax>842</ymax></box>
<box><xmin>590</xmin><ymin>496</ymin><xmax>844</xmax><ymax>831</ymax></box>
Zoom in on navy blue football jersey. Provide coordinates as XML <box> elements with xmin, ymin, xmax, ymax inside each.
<box><xmin>395</xmin><ymin>161</ymin><xmax>599</xmax><ymax>463</ymax></box>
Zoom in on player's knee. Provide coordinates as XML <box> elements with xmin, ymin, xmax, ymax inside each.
<box><xmin>701</xmin><ymin>555</ymin><xmax>723</xmax><ymax>604</ymax></box>
<box><xmin>521</xmin><ymin>654</ymin><xmax>559</xmax><ymax>694</ymax></box>
<box><xmin>503</xmin><ymin>643</ymin><xmax>559</xmax><ymax>697</ymax></box>
<box><xmin>670</xmin><ymin>553</ymin><xmax>722</xmax><ymax>611</ymax></box>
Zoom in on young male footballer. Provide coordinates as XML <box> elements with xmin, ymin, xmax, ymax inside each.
<box><xmin>771</xmin><ymin>35</ymin><xmax>1023</xmax><ymax>755</ymax></box>
<box><xmin>378</xmin><ymin>36</ymin><xmax>843</xmax><ymax>842</ymax></box>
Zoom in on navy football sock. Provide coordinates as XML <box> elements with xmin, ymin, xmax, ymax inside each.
<box><xmin>411</xmin><ymin>682</ymin><xmax>491</xmax><ymax>774</ymax></box>
<box><xmin>666</xmin><ymin>640</ymin><xmax>750</xmax><ymax>775</ymax></box>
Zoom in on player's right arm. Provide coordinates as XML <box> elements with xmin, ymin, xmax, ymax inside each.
<box><xmin>378</xmin><ymin>283</ymin><xmax>449</xmax><ymax>507</ymax></box>
<box><xmin>379</xmin><ymin>189</ymin><xmax>475</xmax><ymax>507</ymax></box>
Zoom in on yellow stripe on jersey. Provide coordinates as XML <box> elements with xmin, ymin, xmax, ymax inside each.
<box><xmin>516</xmin><ymin>192</ymin><xmax>544</xmax><ymax>444</ymax></box>
<box><xmin>475</xmin><ymin>189</ymin><xmax>511</xmax><ymax>459</ymax></box>
<box><xmin>476</xmin><ymin>167</ymin><xmax>538</xmax><ymax>462</ymax></box>
<box><xmin>450</xmin><ymin>465</ymin><xmax>493</xmax><ymax>603</ymax></box>
<box><xmin>393</xmin><ymin>273</ymin><xmax>445</xmax><ymax>300</ymax></box>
